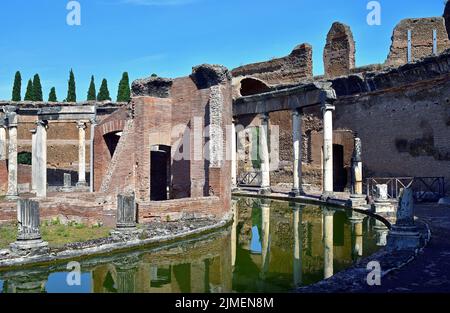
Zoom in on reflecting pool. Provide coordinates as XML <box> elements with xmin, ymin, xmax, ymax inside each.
<box><xmin>0</xmin><ymin>197</ymin><xmax>388</xmax><ymax>293</ymax></box>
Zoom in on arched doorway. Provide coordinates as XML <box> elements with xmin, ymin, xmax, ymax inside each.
<box><xmin>333</xmin><ymin>144</ymin><xmax>347</xmax><ymax>192</ymax></box>
<box><xmin>150</xmin><ymin>145</ymin><xmax>171</xmax><ymax>201</ymax></box>
<box><xmin>239</xmin><ymin>78</ymin><xmax>271</xmax><ymax>96</ymax></box>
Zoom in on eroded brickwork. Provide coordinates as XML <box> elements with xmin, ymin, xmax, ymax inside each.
<box><xmin>386</xmin><ymin>17</ymin><xmax>450</xmax><ymax>67</ymax></box>
<box><xmin>231</xmin><ymin>43</ymin><xmax>313</xmax><ymax>86</ymax></box>
<box><xmin>323</xmin><ymin>22</ymin><xmax>356</xmax><ymax>78</ymax></box>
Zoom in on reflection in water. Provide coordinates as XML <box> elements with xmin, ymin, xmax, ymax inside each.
<box><xmin>0</xmin><ymin>197</ymin><xmax>383</xmax><ymax>293</ymax></box>
<box><xmin>322</xmin><ymin>207</ymin><xmax>334</xmax><ymax>279</ymax></box>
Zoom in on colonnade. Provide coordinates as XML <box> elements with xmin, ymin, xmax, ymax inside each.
<box><xmin>231</xmin><ymin>101</ymin><xmax>336</xmax><ymax>197</ymax></box>
<box><xmin>1</xmin><ymin>106</ymin><xmax>93</xmax><ymax>198</ymax></box>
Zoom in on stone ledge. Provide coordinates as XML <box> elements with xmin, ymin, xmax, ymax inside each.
<box><xmin>0</xmin><ymin>212</ymin><xmax>233</xmax><ymax>269</ymax></box>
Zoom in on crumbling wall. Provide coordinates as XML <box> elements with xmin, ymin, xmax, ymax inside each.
<box><xmin>333</xmin><ymin>76</ymin><xmax>450</xmax><ymax>192</ymax></box>
<box><xmin>323</xmin><ymin>22</ymin><xmax>356</xmax><ymax>78</ymax></box>
<box><xmin>231</xmin><ymin>43</ymin><xmax>313</xmax><ymax>85</ymax></box>
<box><xmin>386</xmin><ymin>17</ymin><xmax>450</xmax><ymax>67</ymax></box>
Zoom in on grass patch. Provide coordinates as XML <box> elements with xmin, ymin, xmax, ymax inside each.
<box><xmin>0</xmin><ymin>221</ymin><xmax>111</xmax><ymax>249</ymax></box>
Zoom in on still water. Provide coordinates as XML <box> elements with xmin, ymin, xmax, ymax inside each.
<box><xmin>0</xmin><ymin>197</ymin><xmax>388</xmax><ymax>293</ymax></box>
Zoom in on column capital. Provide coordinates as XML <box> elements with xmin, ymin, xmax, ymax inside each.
<box><xmin>76</xmin><ymin>121</ymin><xmax>87</xmax><ymax>130</ymax></box>
<box><xmin>321</xmin><ymin>103</ymin><xmax>335</xmax><ymax>113</ymax></box>
<box><xmin>259</xmin><ymin>112</ymin><xmax>269</xmax><ymax>122</ymax></box>
<box><xmin>322</xmin><ymin>207</ymin><xmax>335</xmax><ymax>216</ymax></box>
<box><xmin>90</xmin><ymin>118</ymin><xmax>98</xmax><ymax>126</ymax></box>
<box><xmin>36</xmin><ymin>120</ymin><xmax>48</xmax><ymax>128</ymax></box>
<box><xmin>291</xmin><ymin>108</ymin><xmax>303</xmax><ymax>116</ymax></box>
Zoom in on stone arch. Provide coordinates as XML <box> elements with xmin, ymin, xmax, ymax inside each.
<box><xmin>239</xmin><ymin>77</ymin><xmax>271</xmax><ymax>96</ymax></box>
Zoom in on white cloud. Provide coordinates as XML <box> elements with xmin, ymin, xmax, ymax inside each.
<box><xmin>122</xmin><ymin>0</ymin><xmax>198</xmax><ymax>6</ymax></box>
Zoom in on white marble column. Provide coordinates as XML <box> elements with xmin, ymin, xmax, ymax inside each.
<box><xmin>231</xmin><ymin>199</ymin><xmax>238</xmax><ymax>268</ymax></box>
<box><xmin>231</xmin><ymin>119</ymin><xmax>237</xmax><ymax>190</ymax></box>
<box><xmin>322</xmin><ymin>103</ymin><xmax>335</xmax><ymax>198</ymax></box>
<box><xmin>6</xmin><ymin>111</ymin><xmax>18</xmax><ymax>199</ymax></box>
<box><xmin>290</xmin><ymin>109</ymin><xmax>304</xmax><ymax>197</ymax></box>
<box><xmin>35</xmin><ymin>120</ymin><xmax>48</xmax><ymax>198</ymax></box>
<box><xmin>323</xmin><ymin>207</ymin><xmax>334</xmax><ymax>279</ymax></box>
<box><xmin>293</xmin><ymin>203</ymin><xmax>303</xmax><ymax>286</ymax></box>
<box><xmin>76</xmin><ymin>121</ymin><xmax>87</xmax><ymax>187</ymax></box>
<box><xmin>349</xmin><ymin>212</ymin><xmax>364</xmax><ymax>259</ymax></box>
<box><xmin>30</xmin><ymin>128</ymin><xmax>37</xmax><ymax>193</ymax></box>
<box><xmin>0</xmin><ymin>126</ymin><xmax>6</xmax><ymax>161</ymax></box>
<box><xmin>259</xmin><ymin>113</ymin><xmax>271</xmax><ymax>194</ymax></box>
<box><xmin>261</xmin><ymin>200</ymin><xmax>271</xmax><ymax>278</ymax></box>
<box><xmin>89</xmin><ymin>119</ymin><xmax>96</xmax><ymax>192</ymax></box>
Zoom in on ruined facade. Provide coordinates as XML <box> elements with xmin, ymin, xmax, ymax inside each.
<box><xmin>93</xmin><ymin>65</ymin><xmax>233</xmax><ymax>216</ymax></box>
<box><xmin>323</xmin><ymin>22</ymin><xmax>356</xmax><ymax>78</ymax></box>
<box><xmin>386</xmin><ymin>17</ymin><xmax>450</xmax><ymax>67</ymax></box>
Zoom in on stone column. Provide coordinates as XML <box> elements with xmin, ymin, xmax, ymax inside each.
<box><xmin>35</xmin><ymin>120</ymin><xmax>48</xmax><ymax>198</ymax></box>
<box><xmin>260</xmin><ymin>199</ymin><xmax>271</xmax><ymax>277</ymax></box>
<box><xmin>293</xmin><ymin>203</ymin><xmax>304</xmax><ymax>286</ymax></box>
<box><xmin>62</xmin><ymin>173</ymin><xmax>72</xmax><ymax>192</ymax></box>
<box><xmin>30</xmin><ymin>128</ymin><xmax>37</xmax><ymax>193</ymax></box>
<box><xmin>259</xmin><ymin>113</ymin><xmax>271</xmax><ymax>194</ymax></box>
<box><xmin>322</xmin><ymin>207</ymin><xmax>334</xmax><ymax>279</ymax></box>
<box><xmin>76</xmin><ymin>121</ymin><xmax>87</xmax><ymax>187</ymax></box>
<box><xmin>113</xmin><ymin>256</ymin><xmax>139</xmax><ymax>293</ymax></box>
<box><xmin>231</xmin><ymin>119</ymin><xmax>237</xmax><ymax>190</ymax></box>
<box><xmin>348</xmin><ymin>136</ymin><xmax>366</xmax><ymax>207</ymax></box>
<box><xmin>372</xmin><ymin>184</ymin><xmax>395</xmax><ymax>214</ymax></box>
<box><xmin>10</xmin><ymin>199</ymin><xmax>49</xmax><ymax>256</ymax></box>
<box><xmin>321</xmin><ymin>103</ymin><xmax>335</xmax><ymax>199</ymax></box>
<box><xmin>348</xmin><ymin>212</ymin><xmax>364</xmax><ymax>259</ymax></box>
<box><xmin>89</xmin><ymin>119</ymin><xmax>97</xmax><ymax>192</ymax></box>
<box><xmin>387</xmin><ymin>187</ymin><xmax>421</xmax><ymax>250</ymax></box>
<box><xmin>6</xmin><ymin>109</ymin><xmax>19</xmax><ymax>200</ymax></box>
<box><xmin>0</xmin><ymin>126</ymin><xmax>6</xmax><ymax>160</ymax></box>
<box><xmin>231</xmin><ymin>199</ymin><xmax>238</xmax><ymax>268</ymax></box>
<box><xmin>373</xmin><ymin>219</ymin><xmax>389</xmax><ymax>247</ymax></box>
<box><xmin>111</xmin><ymin>194</ymin><xmax>142</xmax><ymax>240</ymax></box>
<box><xmin>290</xmin><ymin>109</ymin><xmax>304</xmax><ymax>197</ymax></box>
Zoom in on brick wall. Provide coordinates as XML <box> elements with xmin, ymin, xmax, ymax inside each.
<box><xmin>334</xmin><ymin>76</ymin><xmax>450</xmax><ymax>192</ymax></box>
<box><xmin>231</xmin><ymin>43</ymin><xmax>313</xmax><ymax>86</ymax></box>
<box><xmin>323</xmin><ymin>22</ymin><xmax>356</xmax><ymax>79</ymax></box>
<box><xmin>386</xmin><ymin>17</ymin><xmax>450</xmax><ymax>67</ymax></box>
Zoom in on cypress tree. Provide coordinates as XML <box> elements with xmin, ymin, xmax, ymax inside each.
<box><xmin>24</xmin><ymin>79</ymin><xmax>34</xmax><ymax>101</ymax></box>
<box><xmin>117</xmin><ymin>72</ymin><xmax>131</xmax><ymax>102</ymax></box>
<box><xmin>12</xmin><ymin>71</ymin><xmax>22</xmax><ymax>101</ymax></box>
<box><xmin>32</xmin><ymin>74</ymin><xmax>43</xmax><ymax>101</ymax></box>
<box><xmin>87</xmin><ymin>75</ymin><xmax>96</xmax><ymax>101</ymax></box>
<box><xmin>66</xmin><ymin>69</ymin><xmax>76</xmax><ymax>102</ymax></box>
<box><xmin>48</xmin><ymin>87</ymin><xmax>57</xmax><ymax>102</ymax></box>
<box><xmin>97</xmin><ymin>79</ymin><xmax>111</xmax><ymax>101</ymax></box>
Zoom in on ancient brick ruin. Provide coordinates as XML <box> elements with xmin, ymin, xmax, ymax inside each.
<box><xmin>323</xmin><ymin>22</ymin><xmax>356</xmax><ymax>78</ymax></box>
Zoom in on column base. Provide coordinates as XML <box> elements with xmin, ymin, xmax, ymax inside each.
<box><xmin>258</xmin><ymin>187</ymin><xmax>272</xmax><ymax>195</ymax></box>
<box><xmin>10</xmin><ymin>239</ymin><xmax>49</xmax><ymax>257</ymax></box>
<box><xmin>320</xmin><ymin>192</ymin><xmax>334</xmax><ymax>201</ymax></box>
<box><xmin>346</xmin><ymin>194</ymin><xmax>367</xmax><ymax>208</ymax></box>
<box><xmin>387</xmin><ymin>225</ymin><xmax>421</xmax><ymax>251</ymax></box>
<box><xmin>289</xmin><ymin>189</ymin><xmax>305</xmax><ymax>198</ymax></box>
<box><xmin>110</xmin><ymin>228</ymin><xmax>143</xmax><ymax>241</ymax></box>
<box><xmin>372</xmin><ymin>200</ymin><xmax>397</xmax><ymax>214</ymax></box>
<box><xmin>76</xmin><ymin>181</ymin><xmax>88</xmax><ymax>187</ymax></box>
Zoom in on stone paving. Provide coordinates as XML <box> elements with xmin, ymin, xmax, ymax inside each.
<box><xmin>364</xmin><ymin>203</ymin><xmax>450</xmax><ymax>293</ymax></box>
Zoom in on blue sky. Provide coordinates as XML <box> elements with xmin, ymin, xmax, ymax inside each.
<box><xmin>0</xmin><ymin>0</ymin><xmax>446</xmax><ymax>101</ymax></box>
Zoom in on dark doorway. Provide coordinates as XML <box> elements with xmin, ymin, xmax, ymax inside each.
<box><xmin>103</xmin><ymin>131</ymin><xmax>122</xmax><ymax>157</ymax></box>
<box><xmin>151</xmin><ymin>145</ymin><xmax>171</xmax><ymax>201</ymax></box>
<box><xmin>333</xmin><ymin>144</ymin><xmax>347</xmax><ymax>192</ymax></box>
